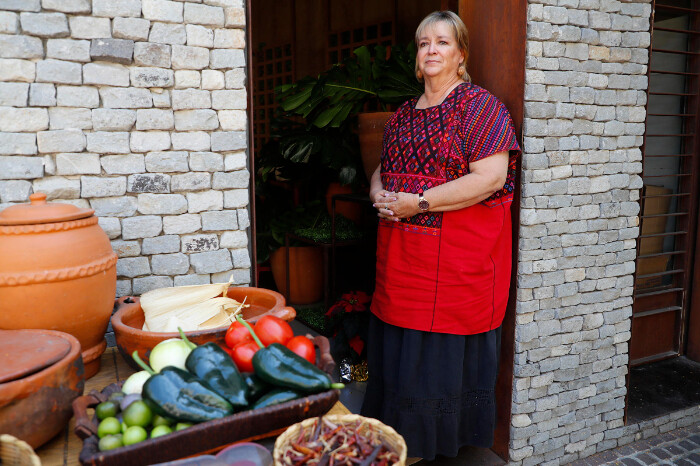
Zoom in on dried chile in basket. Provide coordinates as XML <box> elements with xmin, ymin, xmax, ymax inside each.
<box><xmin>235</xmin><ymin>315</ymin><xmax>345</xmax><ymax>394</ymax></box>
<box><xmin>280</xmin><ymin>416</ymin><xmax>401</xmax><ymax>466</ymax></box>
<box><xmin>132</xmin><ymin>351</ymin><xmax>233</xmax><ymax>423</ymax></box>
<box><xmin>183</xmin><ymin>337</ymin><xmax>249</xmax><ymax>411</ymax></box>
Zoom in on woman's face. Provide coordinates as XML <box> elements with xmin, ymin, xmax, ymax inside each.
<box><xmin>416</xmin><ymin>21</ymin><xmax>464</xmax><ymax>82</ymax></box>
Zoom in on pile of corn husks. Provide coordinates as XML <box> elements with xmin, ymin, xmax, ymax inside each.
<box><xmin>141</xmin><ymin>277</ymin><xmax>249</xmax><ymax>332</ymax></box>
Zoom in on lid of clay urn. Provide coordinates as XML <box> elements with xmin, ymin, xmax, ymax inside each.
<box><xmin>0</xmin><ymin>193</ymin><xmax>94</xmax><ymax>226</ymax></box>
<box><xmin>0</xmin><ymin>330</ymin><xmax>72</xmax><ymax>383</ymax></box>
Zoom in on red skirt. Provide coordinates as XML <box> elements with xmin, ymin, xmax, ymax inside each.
<box><xmin>371</xmin><ymin>201</ymin><xmax>512</xmax><ymax>335</ymax></box>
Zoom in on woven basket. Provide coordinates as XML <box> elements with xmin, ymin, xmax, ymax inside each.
<box><xmin>0</xmin><ymin>434</ymin><xmax>41</xmax><ymax>466</ymax></box>
<box><xmin>273</xmin><ymin>414</ymin><xmax>407</xmax><ymax>465</ymax></box>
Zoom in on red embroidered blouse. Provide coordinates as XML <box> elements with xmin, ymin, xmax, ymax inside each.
<box><xmin>371</xmin><ymin>82</ymin><xmax>521</xmax><ymax>335</ymax></box>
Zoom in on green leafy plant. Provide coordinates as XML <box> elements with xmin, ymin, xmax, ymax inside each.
<box><xmin>294</xmin><ymin>213</ymin><xmax>363</xmax><ymax>243</ymax></box>
<box><xmin>254</xmin><ymin>195</ymin><xmax>325</xmax><ymax>264</ymax></box>
<box><xmin>278</xmin><ymin>43</ymin><xmax>422</xmax><ymax>129</ymax></box>
<box><xmin>257</xmin><ymin>115</ymin><xmax>360</xmax><ymax>186</ymax></box>
<box><xmin>255</xmin><ymin>43</ymin><xmax>422</xmax><ymax>262</ymax></box>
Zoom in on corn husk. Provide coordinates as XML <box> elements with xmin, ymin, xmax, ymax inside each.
<box><xmin>141</xmin><ymin>277</ymin><xmax>232</xmax><ymax>319</ymax></box>
<box><xmin>141</xmin><ymin>277</ymin><xmax>249</xmax><ymax>332</ymax></box>
<box><xmin>198</xmin><ymin>296</ymin><xmax>247</xmax><ymax>330</ymax></box>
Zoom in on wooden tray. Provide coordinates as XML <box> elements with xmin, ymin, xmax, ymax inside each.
<box><xmin>72</xmin><ymin>335</ymin><xmax>339</xmax><ymax>465</ymax></box>
<box><xmin>73</xmin><ymin>382</ymin><xmax>339</xmax><ymax>466</ymax></box>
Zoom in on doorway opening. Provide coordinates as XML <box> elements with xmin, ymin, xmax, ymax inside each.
<box><xmin>247</xmin><ymin>1</ymin><xmax>526</xmax><ymax>463</ymax></box>
<box><xmin>629</xmin><ymin>0</ymin><xmax>700</xmax><ymax>423</ymax></box>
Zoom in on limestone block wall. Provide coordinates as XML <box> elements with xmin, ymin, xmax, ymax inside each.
<box><xmin>511</xmin><ymin>1</ymin><xmax>652</xmax><ymax>464</ymax></box>
<box><xmin>0</xmin><ymin>0</ymin><xmax>251</xmax><ymax>296</ymax></box>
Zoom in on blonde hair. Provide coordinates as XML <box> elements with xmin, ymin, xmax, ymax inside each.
<box><xmin>414</xmin><ymin>10</ymin><xmax>471</xmax><ymax>83</ymax></box>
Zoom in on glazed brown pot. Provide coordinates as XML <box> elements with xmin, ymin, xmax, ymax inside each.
<box><xmin>270</xmin><ymin>247</ymin><xmax>324</xmax><ymax>305</ymax></box>
<box><xmin>0</xmin><ymin>329</ymin><xmax>84</xmax><ymax>449</ymax></box>
<box><xmin>112</xmin><ymin>286</ymin><xmax>296</xmax><ymax>370</ymax></box>
<box><xmin>0</xmin><ymin>193</ymin><xmax>117</xmax><ymax>379</ymax></box>
<box><xmin>358</xmin><ymin>111</ymin><xmax>393</xmax><ymax>183</ymax></box>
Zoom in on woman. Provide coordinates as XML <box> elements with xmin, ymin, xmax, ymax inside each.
<box><xmin>361</xmin><ymin>11</ymin><xmax>521</xmax><ymax>461</ymax></box>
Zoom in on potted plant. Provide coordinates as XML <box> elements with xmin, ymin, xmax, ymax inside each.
<box><xmin>276</xmin><ymin>43</ymin><xmax>422</xmax><ymax>181</ymax></box>
<box><xmin>255</xmin><ymin>177</ymin><xmax>325</xmax><ymax>304</ymax></box>
<box><xmin>255</xmin><ymin>43</ymin><xmax>420</xmax><ymax>303</ymax></box>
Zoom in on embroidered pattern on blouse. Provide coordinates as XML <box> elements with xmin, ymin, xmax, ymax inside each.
<box><xmin>380</xmin><ymin>83</ymin><xmax>520</xmax><ymax>232</ymax></box>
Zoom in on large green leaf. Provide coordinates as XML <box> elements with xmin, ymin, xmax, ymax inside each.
<box><xmin>312</xmin><ymin>104</ymin><xmax>346</xmax><ymax>128</ymax></box>
<box><xmin>330</xmin><ymin>102</ymin><xmax>354</xmax><ymax>127</ymax></box>
<box><xmin>280</xmin><ymin>86</ymin><xmax>313</xmax><ymax>111</ymax></box>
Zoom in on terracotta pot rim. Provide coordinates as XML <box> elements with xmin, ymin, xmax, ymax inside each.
<box><xmin>112</xmin><ymin>286</ymin><xmax>288</xmax><ymax>338</ymax></box>
<box><xmin>0</xmin><ymin>329</ymin><xmax>81</xmax><ymax>390</ymax></box>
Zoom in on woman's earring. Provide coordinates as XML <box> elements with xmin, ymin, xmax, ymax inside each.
<box><xmin>416</xmin><ymin>69</ymin><xmax>423</xmax><ymax>80</ymax></box>
<box><xmin>458</xmin><ymin>65</ymin><xmax>466</xmax><ymax>78</ymax></box>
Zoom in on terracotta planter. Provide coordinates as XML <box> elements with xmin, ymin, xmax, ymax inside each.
<box><xmin>0</xmin><ymin>193</ymin><xmax>117</xmax><ymax>379</ymax></box>
<box><xmin>325</xmin><ymin>182</ymin><xmax>362</xmax><ymax>224</ymax></box>
<box><xmin>112</xmin><ymin>286</ymin><xmax>296</xmax><ymax>370</ymax></box>
<box><xmin>0</xmin><ymin>329</ymin><xmax>84</xmax><ymax>449</ymax></box>
<box><xmin>358</xmin><ymin>112</ymin><xmax>393</xmax><ymax>183</ymax></box>
<box><xmin>270</xmin><ymin>247</ymin><xmax>324</xmax><ymax>305</ymax></box>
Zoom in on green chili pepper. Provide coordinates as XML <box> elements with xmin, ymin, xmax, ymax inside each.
<box><xmin>181</xmin><ymin>331</ymin><xmax>248</xmax><ymax>411</ymax></box>
<box><xmin>242</xmin><ymin>372</ymin><xmax>271</xmax><ymax>402</ymax></box>
<box><xmin>252</xmin><ymin>388</ymin><xmax>301</xmax><ymax>409</ymax></box>
<box><xmin>235</xmin><ymin>315</ymin><xmax>344</xmax><ymax>394</ymax></box>
<box><xmin>132</xmin><ymin>351</ymin><xmax>233</xmax><ymax>423</ymax></box>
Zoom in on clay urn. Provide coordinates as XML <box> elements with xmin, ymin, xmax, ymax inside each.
<box><xmin>0</xmin><ymin>329</ymin><xmax>84</xmax><ymax>449</ymax></box>
<box><xmin>0</xmin><ymin>193</ymin><xmax>117</xmax><ymax>379</ymax></box>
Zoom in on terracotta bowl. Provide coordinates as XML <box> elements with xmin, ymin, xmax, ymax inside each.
<box><xmin>0</xmin><ymin>329</ymin><xmax>84</xmax><ymax>449</ymax></box>
<box><xmin>112</xmin><ymin>286</ymin><xmax>296</xmax><ymax>370</ymax></box>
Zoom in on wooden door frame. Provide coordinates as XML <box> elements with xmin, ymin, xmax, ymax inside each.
<box><xmin>458</xmin><ymin>0</ymin><xmax>527</xmax><ymax>460</ymax></box>
<box><xmin>246</xmin><ymin>0</ymin><xmax>258</xmax><ymax>286</ymax></box>
<box><xmin>688</xmin><ymin>199</ymin><xmax>700</xmax><ymax>359</ymax></box>
<box><xmin>684</xmin><ymin>0</ymin><xmax>700</xmax><ymax>360</ymax></box>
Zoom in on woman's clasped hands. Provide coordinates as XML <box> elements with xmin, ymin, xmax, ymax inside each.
<box><xmin>372</xmin><ymin>190</ymin><xmax>421</xmax><ymax>221</ymax></box>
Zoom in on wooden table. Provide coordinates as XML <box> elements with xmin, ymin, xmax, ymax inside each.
<box><xmin>36</xmin><ymin>347</ymin><xmax>350</xmax><ymax>465</ymax></box>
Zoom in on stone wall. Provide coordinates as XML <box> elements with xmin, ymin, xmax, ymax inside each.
<box><xmin>512</xmin><ymin>0</ymin><xmax>651</xmax><ymax>464</ymax></box>
<box><xmin>0</xmin><ymin>0</ymin><xmax>251</xmax><ymax>295</ymax></box>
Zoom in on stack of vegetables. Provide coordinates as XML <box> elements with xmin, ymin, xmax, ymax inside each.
<box><xmin>96</xmin><ymin>316</ymin><xmax>343</xmax><ymax>452</ymax></box>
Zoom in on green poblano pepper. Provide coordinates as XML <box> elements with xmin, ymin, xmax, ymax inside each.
<box><xmin>235</xmin><ymin>316</ymin><xmax>344</xmax><ymax>394</ymax></box>
<box><xmin>252</xmin><ymin>388</ymin><xmax>301</xmax><ymax>409</ymax></box>
<box><xmin>185</xmin><ymin>342</ymin><xmax>249</xmax><ymax>411</ymax></box>
<box><xmin>142</xmin><ymin>366</ymin><xmax>233</xmax><ymax>422</ymax></box>
<box><xmin>241</xmin><ymin>372</ymin><xmax>271</xmax><ymax>402</ymax></box>
<box><xmin>253</xmin><ymin>343</ymin><xmax>340</xmax><ymax>394</ymax></box>
<box><xmin>132</xmin><ymin>351</ymin><xmax>233</xmax><ymax>423</ymax></box>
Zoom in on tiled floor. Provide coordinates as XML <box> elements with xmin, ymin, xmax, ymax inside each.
<box><xmin>627</xmin><ymin>358</ymin><xmax>700</xmax><ymax>424</ymax></box>
<box><xmin>569</xmin><ymin>423</ymin><xmax>700</xmax><ymax>466</ymax></box>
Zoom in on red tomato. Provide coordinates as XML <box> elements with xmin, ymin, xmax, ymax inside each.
<box><xmin>254</xmin><ymin>315</ymin><xmax>294</xmax><ymax>347</ymax></box>
<box><xmin>286</xmin><ymin>336</ymin><xmax>316</xmax><ymax>364</ymax></box>
<box><xmin>230</xmin><ymin>341</ymin><xmax>259</xmax><ymax>373</ymax></box>
<box><xmin>225</xmin><ymin>321</ymin><xmax>253</xmax><ymax>349</ymax></box>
